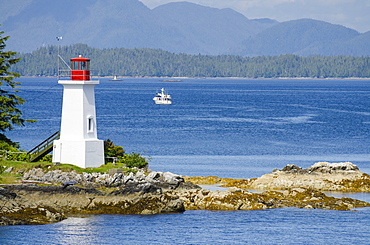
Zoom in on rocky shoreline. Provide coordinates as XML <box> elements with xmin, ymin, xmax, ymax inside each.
<box><xmin>204</xmin><ymin>162</ymin><xmax>370</xmax><ymax>192</ymax></box>
<box><xmin>1</xmin><ymin>162</ymin><xmax>370</xmax><ymax>225</ymax></box>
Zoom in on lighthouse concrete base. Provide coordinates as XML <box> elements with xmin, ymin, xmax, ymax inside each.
<box><xmin>52</xmin><ymin>139</ymin><xmax>104</xmax><ymax>169</ymax></box>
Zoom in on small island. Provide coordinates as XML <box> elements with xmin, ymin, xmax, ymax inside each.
<box><xmin>1</xmin><ymin>161</ymin><xmax>370</xmax><ymax>225</ymax></box>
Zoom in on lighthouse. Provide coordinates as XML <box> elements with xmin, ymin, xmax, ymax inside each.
<box><xmin>52</xmin><ymin>56</ymin><xmax>104</xmax><ymax>168</ymax></box>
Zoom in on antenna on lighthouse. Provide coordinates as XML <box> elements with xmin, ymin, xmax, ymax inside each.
<box><xmin>56</xmin><ymin>36</ymin><xmax>71</xmax><ymax>80</ymax></box>
<box><xmin>56</xmin><ymin>36</ymin><xmax>62</xmax><ymax>79</ymax></box>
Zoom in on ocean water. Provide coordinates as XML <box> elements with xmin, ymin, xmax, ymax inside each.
<box><xmin>2</xmin><ymin>77</ymin><xmax>370</xmax><ymax>244</ymax></box>
<box><xmin>1</xmin><ymin>208</ymin><xmax>370</xmax><ymax>245</ymax></box>
<box><xmin>7</xmin><ymin>77</ymin><xmax>370</xmax><ymax>178</ymax></box>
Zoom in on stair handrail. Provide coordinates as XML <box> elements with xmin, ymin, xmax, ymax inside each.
<box><xmin>28</xmin><ymin>131</ymin><xmax>60</xmax><ymax>161</ymax></box>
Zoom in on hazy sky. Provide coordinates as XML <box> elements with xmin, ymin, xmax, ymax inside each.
<box><xmin>140</xmin><ymin>0</ymin><xmax>370</xmax><ymax>33</ymax></box>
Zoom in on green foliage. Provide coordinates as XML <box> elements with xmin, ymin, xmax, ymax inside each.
<box><xmin>6</xmin><ymin>152</ymin><xmax>29</xmax><ymax>162</ymax></box>
<box><xmin>121</xmin><ymin>152</ymin><xmax>148</xmax><ymax>169</ymax></box>
<box><xmin>104</xmin><ymin>139</ymin><xmax>125</xmax><ymax>160</ymax></box>
<box><xmin>0</xmin><ymin>138</ymin><xmax>19</xmax><ymax>151</ymax></box>
<box><xmin>0</xmin><ymin>164</ymin><xmax>4</xmax><ymax>174</ymax></box>
<box><xmin>0</xmin><ymin>26</ymin><xmax>36</xmax><ymax>148</ymax></box>
<box><xmin>103</xmin><ymin>139</ymin><xmax>148</xmax><ymax>169</ymax></box>
<box><xmin>39</xmin><ymin>154</ymin><xmax>53</xmax><ymax>162</ymax></box>
<box><xmin>1</xmin><ymin>138</ymin><xmax>147</xmax><ymax>171</ymax></box>
<box><xmin>0</xmin><ymin>160</ymin><xmax>84</xmax><ymax>175</ymax></box>
<box><xmin>11</xmin><ymin>44</ymin><xmax>370</xmax><ymax>78</ymax></box>
<box><xmin>0</xmin><ymin>151</ymin><xmax>149</xmax><ymax>184</ymax></box>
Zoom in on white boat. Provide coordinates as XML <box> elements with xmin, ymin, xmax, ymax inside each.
<box><xmin>109</xmin><ymin>75</ymin><xmax>122</xmax><ymax>81</ymax></box>
<box><xmin>153</xmin><ymin>88</ymin><xmax>172</xmax><ymax>105</ymax></box>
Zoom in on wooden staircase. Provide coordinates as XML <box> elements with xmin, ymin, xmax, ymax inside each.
<box><xmin>28</xmin><ymin>131</ymin><xmax>60</xmax><ymax>162</ymax></box>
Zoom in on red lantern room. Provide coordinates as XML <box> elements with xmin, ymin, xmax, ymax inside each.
<box><xmin>70</xmin><ymin>55</ymin><xmax>90</xmax><ymax>81</ymax></box>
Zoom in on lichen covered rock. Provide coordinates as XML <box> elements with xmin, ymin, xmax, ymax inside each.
<box><xmin>177</xmin><ymin>187</ymin><xmax>370</xmax><ymax>211</ymax></box>
<box><xmin>221</xmin><ymin>162</ymin><xmax>370</xmax><ymax>192</ymax></box>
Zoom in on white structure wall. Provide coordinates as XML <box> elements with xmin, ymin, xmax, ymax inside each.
<box><xmin>52</xmin><ymin>79</ymin><xmax>104</xmax><ymax>168</ymax></box>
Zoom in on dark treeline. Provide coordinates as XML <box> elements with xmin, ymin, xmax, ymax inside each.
<box><xmin>12</xmin><ymin>44</ymin><xmax>370</xmax><ymax>78</ymax></box>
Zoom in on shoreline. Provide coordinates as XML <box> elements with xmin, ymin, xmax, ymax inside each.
<box><xmin>1</xmin><ymin>161</ymin><xmax>370</xmax><ymax>225</ymax></box>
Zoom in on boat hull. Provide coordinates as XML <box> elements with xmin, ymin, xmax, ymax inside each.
<box><xmin>154</xmin><ymin>99</ymin><xmax>172</xmax><ymax>105</ymax></box>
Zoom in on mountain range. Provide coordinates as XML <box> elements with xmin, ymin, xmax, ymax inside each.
<box><xmin>1</xmin><ymin>0</ymin><xmax>369</xmax><ymax>56</ymax></box>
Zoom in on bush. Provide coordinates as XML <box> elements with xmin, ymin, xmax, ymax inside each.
<box><xmin>104</xmin><ymin>139</ymin><xmax>125</xmax><ymax>163</ymax></box>
<box><xmin>6</xmin><ymin>152</ymin><xmax>29</xmax><ymax>161</ymax></box>
<box><xmin>121</xmin><ymin>152</ymin><xmax>148</xmax><ymax>169</ymax></box>
<box><xmin>104</xmin><ymin>139</ymin><xmax>148</xmax><ymax>169</ymax></box>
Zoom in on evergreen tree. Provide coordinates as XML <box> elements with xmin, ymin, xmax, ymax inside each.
<box><xmin>0</xmin><ymin>27</ymin><xmax>35</xmax><ymax>150</ymax></box>
<box><xmin>11</xmin><ymin>44</ymin><xmax>370</xmax><ymax>78</ymax></box>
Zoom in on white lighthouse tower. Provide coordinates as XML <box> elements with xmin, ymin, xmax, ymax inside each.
<box><xmin>52</xmin><ymin>56</ymin><xmax>104</xmax><ymax>168</ymax></box>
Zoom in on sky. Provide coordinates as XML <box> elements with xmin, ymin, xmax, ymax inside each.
<box><xmin>140</xmin><ymin>0</ymin><xmax>370</xmax><ymax>33</ymax></box>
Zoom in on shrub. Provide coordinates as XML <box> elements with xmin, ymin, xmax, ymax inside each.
<box><xmin>104</xmin><ymin>139</ymin><xmax>125</xmax><ymax>163</ymax></box>
<box><xmin>6</xmin><ymin>152</ymin><xmax>29</xmax><ymax>161</ymax></box>
<box><xmin>121</xmin><ymin>152</ymin><xmax>148</xmax><ymax>169</ymax></box>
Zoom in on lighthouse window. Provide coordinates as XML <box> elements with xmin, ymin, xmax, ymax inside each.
<box><xmin>72</xmin><ymin>61</ymin><xmax>80</xmax><ymax>70</ymax></box>
<box><xmin>87</xmin><ymin>116</ymin><xmax>94</xmax><ymax>133</ymax></box>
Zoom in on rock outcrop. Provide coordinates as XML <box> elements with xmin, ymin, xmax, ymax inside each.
<box><xmin>2</xmin><ymin>182</ymin><xmax>369</xmax><ymax>225</ymax></box>
<box><xmin>221</xmin><ymin>162</ymin><xmax>370</xmax><ymax>192</ymax></box>
<box><xmin>0</xmin><ymin>185</ymin><xmax>185</xmax><ymax>225</ymax></box>
<box><xmin>178</xmin><ymin>187</ymin><xmax>369</xmax><ymax>211</ymax></box>
<box><xmin>0</xmin><ymin>169</ymin><xmax>199</xmax><ymax>225</ymax></box>
<box><xmin>1</xmin><ymin>162</ymin><xmax>370</xmax><ymax>225</ymax></box>
<box><xmin>22</xmin><ymin>168</ymin><xmax>198</xmax><ymax>191</ymax></box>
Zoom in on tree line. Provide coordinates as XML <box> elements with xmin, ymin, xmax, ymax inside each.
<box><xmin>12</xmin><ymin>44</ymin><xmax>370</xmax><ymax>78</ymax></box>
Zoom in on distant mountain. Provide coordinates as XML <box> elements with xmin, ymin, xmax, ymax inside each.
<box><xmin>151</xmin><ymin>2</ymin><xmax>269</xmax><ymax>55</ymax></box>
<box><xmin>241</xmin><ymin>19</ymin><xmax>370</xmax><ymax>56</ymax></box>
<box><xmin>1</xmin><ymin>0</ymin><xmax>369</xmax><ymax>56</ymax></box>
<box><xmin>1</xmin><ymin>0</ymin><xmax>272</xmax><ymax>54</ymax></box>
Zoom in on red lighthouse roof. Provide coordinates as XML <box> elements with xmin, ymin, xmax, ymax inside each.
<box><xmin>70</xmin><ymin>56</ymin><xmax>90</xmax><ymax>62</ymax></box>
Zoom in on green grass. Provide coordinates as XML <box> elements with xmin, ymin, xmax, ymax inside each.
<box><xmin>0</xmin><ymin>160</ymin><xmax>140</xmax><ymax>184</ymax></box>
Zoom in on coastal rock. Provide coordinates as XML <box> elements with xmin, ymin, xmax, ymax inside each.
<box><xmin>306</xmin><ymin>162</ymin><xmax>359</xmax><ymax>173</ymax></box>
<box><xmin>109</xmin><ymin>183</ymin><xmax>162</xmax><ymax>195</ymax></box>
<box><xmin>4</xmin><ymin>167</ymin><xmax>13</xmax><ymax>173</ymax></box>
<box><xmin>0</xmin><ymin>187</ymin><xmax>17</xmax><ymax>199</ymax></box>
<box><xmin>162</xmin><ymin>172</ymin><xmax>184</xmax><ymax>185</ymax></box>
<box><xmin>0</xmin><ymin>184</ymin><xmax>186</xmax><ymax>225</ymax></box>
<box><xmin>21</xmin><ymin>168</ymin><xmax>195</xmax><ymax>191</ymax></box>
<box><xmin>183</xmin><ymin>176</ymin><xmax>232</xmax><ymax>185</ymax></box>
<box><xmin>2</xmin><ymin>163</ymin><xmax>370</xmax><ymax>226</ymax></box>
<box><xmin>177</xmin><ymin>187</ymin><xmax>370</xmax><ymax>211</ymax></box>
<box><xmin>23</xmin><ymin>168</ymin><xmax>45</xmax><ymax>180</ymax></box>
<box><xmin>1</xmin><ymin>180</ymin><xmax>369</xmax><ymax>225</ymax></box>
<box><xmin>222</xmin><ymin>162</ymin><xmax>370</xmax><ymax>192</ymax></box>
<box><xmin>144</xmin><ymin>171</ymin><xmax>192</xmax><ymax>190</ymax></box>
<box><xmin>145</xmin><ymin>171</ymin><xmax>184</xmax><ymax>185</ymax></box>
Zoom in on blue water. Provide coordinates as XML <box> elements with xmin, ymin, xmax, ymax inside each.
<box><xmin>2</xmin><ymin>77</ymin><xmax>370</xmax><ymax>244</ymax></box>
<box><xmin>7</xmin><ymin>77</ymin><xmax>370</xmax><ymax>178</ymax></box>
<box><xmin>1</xmin><ymin>208</ymin><xmax>370</xmax><ymax>245</ymax></box>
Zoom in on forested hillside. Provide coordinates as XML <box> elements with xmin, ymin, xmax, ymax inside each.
<box><xmin>12</xmin><ymin>44</ymin><xmax>370</xmax><ymax>78</ymax></box>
